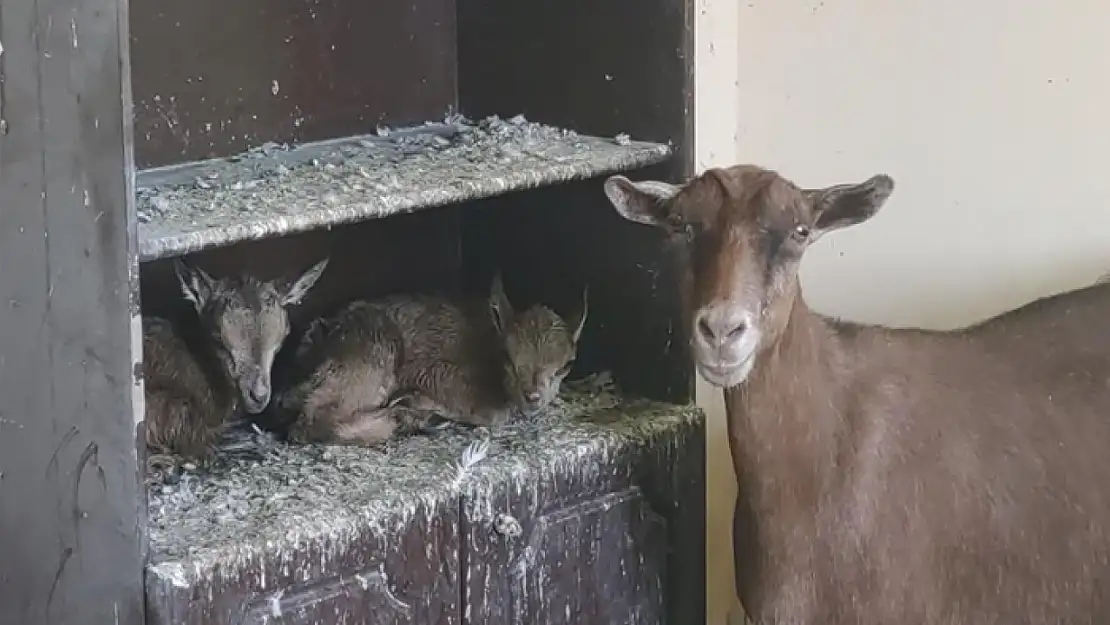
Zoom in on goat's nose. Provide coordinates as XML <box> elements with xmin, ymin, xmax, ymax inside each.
<box><xmin>696</xmin><ymin>308</ymin><xmax>748</xmax><ymax>347</ymax></box>
<box><xmin>525</xmin><ymin>390</ymin><xmax>543</xmax><ymax>404</ymax></box>
<box><xmin>247</xmin><ymin>379</ymin><xmax>269</xmax><ymax>404</ymax></box>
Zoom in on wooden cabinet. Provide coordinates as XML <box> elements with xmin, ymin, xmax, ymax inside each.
<box><xmin>144</xmin><ymin>388</ymin><xmax>703</xmax><ymax>625</ymax></box>
<box><xmin>0</xmin><ymin>0</ymin><xmax>702</xmax><ymax>623</ymax></box>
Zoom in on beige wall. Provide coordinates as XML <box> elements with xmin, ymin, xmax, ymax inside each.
<box><xmin>697</xmin><ymin>1</ymin><xmax>1110</xmax><ymax>623</ymax></box>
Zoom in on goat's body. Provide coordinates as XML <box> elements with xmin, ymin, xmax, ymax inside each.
<box><xmin>281</xmin><ymin>293</ymin><xmax>518</xmax><ymax>445</ymax></box>
<box><xmin>602</xmin><ymin>163</ymin><xmax>1110</xmax><ymax>624</ymax></box>
<box><xmin>280</xmin><ymin>300</ymin><xmax>407</xmax><ymax>445</ymax></box>
<box><xmin>730</xmin><ymin>282</ymin><xmax>1110</xmax><ymax>624</ymax></box>
<box><xmin>142</xmin><ymin>316</ymin><xmax>237</xmax><ymax>460</ymax></box>
<box><xmin>380</xmin><ymin>294</ymin><xmax>518</xmax><ymax>426</ymax></box>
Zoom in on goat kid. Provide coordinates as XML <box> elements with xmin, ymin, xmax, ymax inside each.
<box><xmin>605</xmin><ymin>165</ymin><xmax>1110</xmax><ymax>625</ymax></box>
<box><xmin>280</xmin><ymin>273</ymin><xmax>587</xmax><ymax>446</ymax></box>
<box><xmin>143</xmin><ymin>258</ymin><xmax>328</xmax><ymax>475</ymax></box>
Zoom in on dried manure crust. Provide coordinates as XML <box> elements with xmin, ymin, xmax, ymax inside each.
<box><xmin>146</xmin><ymin>374</ymin><xmax>702</xmax><ymax>589</ymax></box>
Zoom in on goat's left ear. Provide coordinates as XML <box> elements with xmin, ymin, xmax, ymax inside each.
<box><xmin>805</xmin><ymin>174</ymin><xmax>895</xmax><ymax>237</ymax></box>
<box><xmin>281</xmin><ymin>257</ymin><xmax>329</xmax><ymax>306</ymax></box>
<box><xmin>488</xmin><ymin>272</ymin><xmax>515</xmax><ymax>335</ymax></box>
<box><xmin>564</xmin><ymin>285</ymin><xmax>589</xmax><ymax>344</ymax></box>
<box><xmin>604</xmin><ymin>175</ymin><xmax>683</xmax><ymax>231</ymax></box>
<box><xmin>174</xmin><ymin>259</ymin><xmax>216</xmax><ymax>312</ymax></box>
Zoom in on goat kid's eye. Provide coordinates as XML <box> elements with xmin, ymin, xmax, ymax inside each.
<box><xmin>791</xmin><ymin>224</ymin><xmax>811</xmax><ymax>241</ymax></box>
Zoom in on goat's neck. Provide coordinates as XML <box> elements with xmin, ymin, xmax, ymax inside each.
<box><xmin>726</xmin><ymin>296</ymin><xmax>847</xmax><ymax>513</ymax></box>
<box><xmin>181</xmin><ymin>318</ymin><xmax>240</xmax><ymax>415</ymax></box>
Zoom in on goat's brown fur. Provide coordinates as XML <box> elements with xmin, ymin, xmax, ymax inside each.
<box><xmin>141</xmin><ymin>258</ymin><xmax>328</xmax><ymax>477</ymax></box>
<box><xmin>279</xmin><ymin>274</ymin><xmax>587</xmax><ymax>446</ymax></box>
<box><xmin>174</xmin><ymin>257</ymin><xmax>328</xmax><ymax>415</ymax></box>
<box><xmin>142</xmin><ymin>316</ymin><xmax>236</xmax><ymax>463</ymax></box>
<box><xmin>605</xmin><ymin>165</ymin><xmax>1110</xmax><ymax>624</ymax></box>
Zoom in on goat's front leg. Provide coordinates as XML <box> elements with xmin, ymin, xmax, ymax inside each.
<box><xmin>328</xmin><ymin>404</ymin><xmax>442</xmax><ymax>446</ymax></box>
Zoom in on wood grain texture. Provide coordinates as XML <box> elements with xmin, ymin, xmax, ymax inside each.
<box><xmin>145</xmin><ymin>503</ymin><xmax>461</xmax><ymax>625</ymax></box>
<box><xmin>462</xmin><ymin>410</ymin><xmax>705</xmax><ymax>625</ymax></box>
<box><xmin>0</xmin><ymin>0</ymin><xmax>145</xmax><ymax>620</ymax></box>
<box><xmin>129</xmin><ymin>0</ymin><xmax>458</xmax><ymax>168</ymax></box>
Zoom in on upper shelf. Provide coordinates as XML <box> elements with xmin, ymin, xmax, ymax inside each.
<box><xmin>135</xmin><ymin>115</ymin><xmax>673</xmax><ymax>261</ymax></box>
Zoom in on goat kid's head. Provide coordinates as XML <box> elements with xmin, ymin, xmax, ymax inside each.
<box><xmin>488</xmin><ymin>273</ymin><xmax>588</xmax><ymax>417</ymax></box>
<box><xmin>604</xmin><ymin>165</ymin><xmax>894</xmax><ymax>388</ymax></box>
<box><xmin>174</xmin><ymin>258</ymin><xmax>329</xmax><ymax>414</ymax></box>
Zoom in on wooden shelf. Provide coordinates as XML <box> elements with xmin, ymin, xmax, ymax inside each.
<box><xmin>135</xmin><ymin>116</ymin><xmax>673</xmax><ymax>262</ymax></box>
<box><xmin>144</xmin><ymin>377</ymin><xmax>702</xmax><ymax>615</ymax></box>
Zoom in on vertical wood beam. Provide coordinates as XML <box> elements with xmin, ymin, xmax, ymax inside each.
<box><xmin>0</xmin><ymin>0</ymin><xmax>144</xmax><ymax>620</ymax></box>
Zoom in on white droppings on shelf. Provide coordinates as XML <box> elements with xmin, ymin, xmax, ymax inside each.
<box><xmin>134</xmin><ymin>114</ymin><xmax>672</xmax><ymax>261</ymax></box>
<box><xmin>145</xmin><ymin>373</ymin><xmax>703</xmax><ymax>594</ymax></box>
<box><xmin>268</xmin><ymin>589</ymin><xmax>284</xmax><ymax>618</ymax></box>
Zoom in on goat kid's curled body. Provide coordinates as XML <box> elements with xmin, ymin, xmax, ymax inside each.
<box><xmin>142</xmin><ymin>258</ymin><xmax>328</xmax><ymax>467</ymax></box>
<box><xmin>281</xmin><ymin>274</ymin><xmax>587</xmax><ymax>446</ymax></box>
<box><xmin>605</xmin><ymin>165</ymin><xmax>1110</xmax><ymax>624</ymax></box>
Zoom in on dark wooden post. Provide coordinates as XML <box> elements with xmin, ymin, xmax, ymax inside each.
<box><xmin>0</xmin><ymin>0</ymin><xmax>145</xmax><ymax>621</ymax></box>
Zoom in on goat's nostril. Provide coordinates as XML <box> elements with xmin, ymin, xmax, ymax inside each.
<box><xmin>698</xmin><ymin>310</ymin><xmax>749</xmax><ymax>346</ymax></box>
<box><xmin>698</xmin><ymin>318</ymin><xmax>715</xmax><ymax>341</ymax></box>
<box><xmin>726</xmin><ymin>321</ymin><xmax>747</xmax><ymax>340</ymax></box>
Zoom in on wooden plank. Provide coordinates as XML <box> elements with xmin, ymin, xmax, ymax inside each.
<box><xmin>0</xmin><ymin>0</ymin><xmax>145</xmax><ymax>620</ymax></box>
<box><xmin>146</xmin><ymin>502</ymin><xmax>460</xmax><ymax>625</ymax></box>
<box><xmin>128</xmin><ymin>0</ymin><xmax>458</xmax><ymax>168</ymax></box>
<box><xmin>133</xmin><ymin>121</ymin><xmax>671</xmax><ymax>261</ymax></box>
<box><xmin>460</xmin><ymin>380</ymin><xmax>706</xmax><ymax>625</ymax></box>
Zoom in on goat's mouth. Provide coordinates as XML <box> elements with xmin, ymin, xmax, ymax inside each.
<box><xmin>517</xmin><ymin>397</ymin><xmax>546</xmax><ymax>418</ymax></box>
<box><xmin>694</xmin><ymin>351</ymin><xmax>756</xmax><ymax>389</ymax></box>
<box><xmin>242</xmin><ymin>393</ymin><xmax>271</xmax><ymax>414</ymax></box>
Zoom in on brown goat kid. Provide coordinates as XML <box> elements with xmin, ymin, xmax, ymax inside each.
<box><xmin>280</xmin><ymin>274</ymin><xmax>587</xmax><ymax>446</ymax></box>
<box><xmin>605</xmin><ymin>165</ymin><xmax>1110</xmax><ymax>624</ymax></box>
<box><xmin>143</xmin><ymin>258</ymin><xmax>328</xmax><ymax>470</ymax></box>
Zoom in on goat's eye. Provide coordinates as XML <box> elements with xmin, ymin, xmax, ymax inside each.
<box><xmin>792</xmin><ymin>224</ymin><xmax>811</xmax><ymax>241</ymax></box>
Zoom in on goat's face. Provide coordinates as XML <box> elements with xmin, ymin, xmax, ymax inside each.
<box><xmin>175</xmin><ymin>258</ymin><xmax>329</xmax><ymax>414</ymax></box>
<box><xmin>604</xmin><ymin>165</ymin><xmax>893</xmax><ymax>388</ymax></box>
<box><xmin>488</xmin><ymin>273</ymin><xmax>588</xmax><ymax>417</ymax></box>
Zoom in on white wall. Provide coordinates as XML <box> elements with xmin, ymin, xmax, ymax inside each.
<box><xmin>698</xmin><ymin>1</ymin><xmax>1110</xmax><ymax>623</ymax></box>
<box><xmin>695</xmin><ymin>1</ymin><xmax>741</xmax><ymax>623</ymax></box>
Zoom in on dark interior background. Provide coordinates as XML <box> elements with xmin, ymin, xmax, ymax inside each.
<box><xmin>130</xmin><ymin>0</ymin><xmax>694</xmax><ymax>403</ymax></box>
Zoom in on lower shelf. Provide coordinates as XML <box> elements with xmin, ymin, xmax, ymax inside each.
<box><xmin>145</xmin><ymin>375</ymin><xmax>705</xmax><ymax>625</ymax></box>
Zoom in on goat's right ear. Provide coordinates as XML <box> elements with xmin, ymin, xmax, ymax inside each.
<box><xmin>603</xmin><ymin>175</ymin><xmax>682</xmax><ymax>231</ymax></box>
<box><xmin>805</xmin><ymin>174</ymin><xmax>895</xmax><ymax>238</ymax></box>
<box><xmin>281</xmin><ymin>258</ymin><xmax>329</xmax><ymax>306</ymax></box>
<box><xmin>173</xmin><ymin>259</ymin><xmax>215</xmax><ymax>312</ymax></box>
<box><xmin>565</xmin><ymin>285</ymin><xmax>589</xmax><ymax>344</ymax></box>
<box><xmin>488</xmin><ymin>272</ymin><xmax>515</xmax><ymax>335</ymax></box>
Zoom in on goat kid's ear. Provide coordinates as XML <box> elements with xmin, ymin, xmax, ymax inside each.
<box><xmin>564</xmin><ymin>285</ymin><xmax>589</xmax><ymax>344</ymax></box>
<box><xmin>488</xmin><ymin>272</ymin><xmax>515</xmax><ymax>335</ymax></box>
<box><xmin>173</xmin><ymin>259</ymin><xmax>216</xmax><ymax>312</ymax></box>
<box><xmin>603</xmin><ymin>175</ymin><xmax>683</xmax><ymax>232</ymax></box>
<box><xmin>281</xmin><ymin>258</ymin><xmax>329</xmax><ymax>306</ymax></box>
<box><xmin>805</xmin><ymin>174</ymin><xmax>895</xmax><ymax>237</ymax></box>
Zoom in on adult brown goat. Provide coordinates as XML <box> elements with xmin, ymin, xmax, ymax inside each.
<box><xmin>604</xmin><ymin>164</ymin><xmax>1110</xmax><ymax>624</ymax></box>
